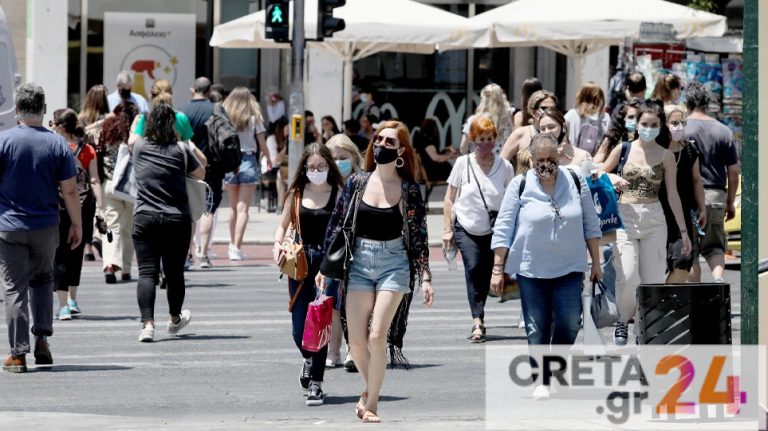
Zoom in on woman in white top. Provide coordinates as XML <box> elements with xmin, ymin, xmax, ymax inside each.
<box><xmin>564</xmin><ymin>82</ymin><xmax>612</xmax><ymax>156</ymax></box>
<box><xmin>460</xmin><ymin>84</ymin><xmax>515</xmax><ymax>155</ymax></box>
<box><xmin>444</xmin><ymin>116</ymin><xmax>515</xmax><ymax>343</ymax></box>
<box><xmin>222</xmin><ymin>87</ymin><xmax>271</xmax><ymax>260</ymax></box>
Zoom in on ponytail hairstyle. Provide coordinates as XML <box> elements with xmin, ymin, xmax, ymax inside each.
<box><xmin>53</xmin><ymin>108</ymin><xmax>85</xmax><ymax>139</ymax></box>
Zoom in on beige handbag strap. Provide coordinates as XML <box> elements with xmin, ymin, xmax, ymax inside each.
<box><xmin>287</xmin><ymin>189</ymin><xmax>305</xmax><ymax>312</ymax></box>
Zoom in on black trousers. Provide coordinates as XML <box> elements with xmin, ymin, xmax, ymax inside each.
<box><xmin>453</xmin><ymin>221</ymin><xmax>493</xmax><ymax>321</ymax></box>
<box><xmin>132</xmin><ymin>212</ymin><xmax>191</xmax><ymax>322</ymax></box>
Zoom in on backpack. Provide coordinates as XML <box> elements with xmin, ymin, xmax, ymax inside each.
<box><xmin>60</xmin><ymin>140</ymin><xmax>92</xmax><ymax>208</ymax></box>
<box><xmin>575</xmin><ymin>114</ymin><xmax>605</xmax><ymax>156</ymax></box>
<box><xmin>204</xmin><ymin>103</ymin><xmax>242</xmax><ymax>172</ymax></box>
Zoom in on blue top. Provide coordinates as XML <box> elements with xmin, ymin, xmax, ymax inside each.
<box><xmin>491</xmin><ymin>167</ymin><xmax>601</xmax><ymax>279</ymax></box>
<box><xmin>0</xmin><ymin>125</ymin><xmax>77</xmax><ymax>231</ymax></box>
<box><xmin>107</xmin><ymin>91</ymin><xmax>149</xmax><ymax>114</ymax></box>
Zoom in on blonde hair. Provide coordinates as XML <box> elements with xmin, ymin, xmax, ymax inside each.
<box><xmin>664</xmin><ymin>104</ymin><xmax>687</xmax><ymax>119</ymax></box>
<box><xmin>475</xmin><ymin>83</ymin><xmax>512</xmax><ymax>133</ymax></box>
<box><xmin>325</xmin><ymin>134</ymin><xmax>363</xmax><ymax>174</ymax></box>
<box><xmin>222</xmin><ymin>86</ymin><xmax>264</xmax><ymax>132</ymax></box>
<box><xmin>574</xmin><ymin>81</ymin><xmax>605</xmax><ymax>117</ymax></box>
<box><xmin>151</xmin><ymin>91</ymin><xmax>173</xmax><ymax>109</ymax></box>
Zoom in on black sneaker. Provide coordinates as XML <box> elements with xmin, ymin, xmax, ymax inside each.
<box><xmin>614</xmin><ymin>321</ymin><xmax>628</xmax><ymax>346</ymax></box>
<box><xmin>306</xmin><ymin>383</ymin><xmax>325</xmax><ymax>406</ymax></box>
<box><xmin>299</xmin><ymin>360</ymin><xmax>311</xmax><ymax>391</ymax></box>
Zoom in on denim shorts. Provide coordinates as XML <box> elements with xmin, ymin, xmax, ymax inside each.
<box><xmin>346</xmin><ymin>237</ymin><xmax>411</xmax><ymax>294</ymax></box>
<box><xmin>224</xmin><ymin>153</ymin><xmax>260</xmax><ymax>185</ymax></box>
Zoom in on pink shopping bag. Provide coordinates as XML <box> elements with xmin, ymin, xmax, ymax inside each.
<box><xmin>301</xmin><ymin>294</ymin><xmax>334</xmax><ymax>352</ymax></box>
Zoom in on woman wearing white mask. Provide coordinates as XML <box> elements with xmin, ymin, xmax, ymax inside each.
<box><xmin>661</xmin><ymin>105</ymin><xmax>707</xmax><ymax>283</ymax></box>
<box><xmin>273</xmin><ymin>143</ymin><xmax>345</xmax><ymax>406</ymax></box>
<box><xmin>599</xmin><ymin>100</ymin><xmax>691</xmax><ymax>345</ymax></box>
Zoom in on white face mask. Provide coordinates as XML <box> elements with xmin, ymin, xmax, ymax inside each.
<box><xmin>306</xmin><ymin>170</ymin><xmax>328</xmax><ymax>185</ymax></box>
<box><xmin>360</xmin><ymin>94</ymin><xmax>370</xmax><ymax>104</ymax></box>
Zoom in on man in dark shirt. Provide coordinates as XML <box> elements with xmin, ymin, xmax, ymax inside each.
<box><xmin>178</xmin><ymin>77</ymin><xmax>218</xmax><ymax>269</ymax></box>
<box><xmin>684</xmin><ymin>82</ymin><xmax>740</xmax><ymax>283</ymax></box>
<box><xmin>0</xmin><ymin>84</ymin><xmax>81</xmax><ymax>372</ymax></box>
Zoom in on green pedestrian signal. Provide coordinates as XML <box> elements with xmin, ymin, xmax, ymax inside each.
<box><xmin>265</xmin><ymin>0</ymin><xmax>289</xmax><ymax>42</ymax></box>
<box><xmin>270</xmin><ymin>6</ymin><xmax>284</xmax><ymax>24</ymax></box>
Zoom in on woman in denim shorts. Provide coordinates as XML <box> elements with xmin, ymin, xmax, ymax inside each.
<box><xmin>222</xmin><ymin>87</ymin><xmax>271</xmax><ymax>260</ymax></box>
<box><xmin>317</xmin><ymin>121</ymin><xmax>434</xmax><ymax>423</ymax></box>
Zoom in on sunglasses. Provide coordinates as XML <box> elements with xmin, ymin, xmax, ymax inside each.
<box><xmin>669</xmin><ymin>120</ymin><xmax>686</xmax><ymax>127</ymax></box>
<box><xmin>373</xmin><ymin>135</ymin><xmax>398</xmax><ymax>148</ymax></box>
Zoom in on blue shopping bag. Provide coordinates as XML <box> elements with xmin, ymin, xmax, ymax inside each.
<box><xmin>586</xmin><ymin>173</ymin><xmax>623</xmax><ymax>234</ymax></box>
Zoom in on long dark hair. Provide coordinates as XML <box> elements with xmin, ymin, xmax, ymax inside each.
<box><xmin>271</xmin><ymin>117</ymin><xmax>289</xmax><ymax>151</ymax></box>
<box><xmin>321</xmin><ymin>115</ymin><xmax>340</xmax><ymax>135</ymax></box>
<box><xmin>53</xmin><ymin>108</ymin><xmax>85</xmax><ymax>139</ymax></box>
<box><xmin>286</xmin><ymin>143</ymin><xmax>344</xmax><ymax>199</ymax></box>
<box><xmin>145</xmin><ymin>103</ymin><xmax>178</xmax><ymax>144</ymax></box>
<box><xmin>638</xmin><ymin>99</ymin><xmax>670</xmax><ymax>149</ymax></box>
<box><xmin>520</xmin><ymin>77</ymin><xmax>543</xmax><ymax>126</ymax></box>
<box><xmin>603</xmin><ymin>100</ymin><xmax>640</xmax><ymax>154</ymax></box>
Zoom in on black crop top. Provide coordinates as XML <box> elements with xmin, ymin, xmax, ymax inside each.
<box><xmin>298</xmin><ymin>186</ymin><xmax>338</xmax><ymax>246</ymax></box>
<box><xmin>355</xmin><ymin>200</ymin><xmax>403</xmax><ymax>241</ymax></box>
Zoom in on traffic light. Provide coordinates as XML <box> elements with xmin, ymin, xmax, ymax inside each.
<box><xmin>265</xmin><ymin>0</ymin><xmax>289</xmax><ymax>42</ymax></box>
<box><xmin>317</xmin><ymin>0</ymin><xmax>345</xmax><ymax>41</ymax></box>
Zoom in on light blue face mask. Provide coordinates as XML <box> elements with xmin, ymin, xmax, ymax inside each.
<box><xmin>335</xmin><ymin>159</ymin><xmax>353</xmax><ymax>177</ymax></box>
<box><xmin>638</xmin><ymin>127</ymin><xmax>660</xmax><ymax>142</ymax></box>
<box><xmin>624</xmin><ymin>119</ymin><xmax>637</xmax><ymax>134</ymax></box>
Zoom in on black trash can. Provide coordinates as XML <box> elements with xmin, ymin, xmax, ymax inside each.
<box><xmin>636</xmin><ymin>283</ymin><xmax>732</xmax><ymax>345</ymax></box>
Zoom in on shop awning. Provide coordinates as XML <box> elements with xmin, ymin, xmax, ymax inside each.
<box><xmin>469</xmin><ymin>0</ymin><xmax>727</xmax><ymax>55</ymax></box>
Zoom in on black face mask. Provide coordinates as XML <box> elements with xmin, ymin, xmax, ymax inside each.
<box><xmin>118</xmin><ymin>88</ymin><xmax>132</xmax><ymax>100</ymax></box>
<box><xmin>373</xmin><ymin>145</ymin><xmax>399</xmax><ymax>165</ymax></box>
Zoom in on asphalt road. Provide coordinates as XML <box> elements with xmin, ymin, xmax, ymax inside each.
<box><xmin>0</xmin><ymin>250</ymin><xmax>741</xmax><ymax>430</ymax></box>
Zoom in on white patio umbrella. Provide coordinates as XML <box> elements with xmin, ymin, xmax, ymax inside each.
<box><xmin>470</xmin><ymin>0</ymin><xmax>727</xmax><ymax>87</ymax></box>
<box><xmin>210</xmin><ymin>0</ymin><xmax>481</xmax><ymax>120</ymax></box>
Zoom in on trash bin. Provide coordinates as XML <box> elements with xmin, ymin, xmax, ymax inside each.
<box><xmin>636</xmin><ymin>283</ymin><xmax>732</xmax><ymax>345</ymax></box>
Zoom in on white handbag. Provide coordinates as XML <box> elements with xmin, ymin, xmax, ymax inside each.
<box><xmin>177</xmin><ymin>142</ymin><xmax>210</xmax><ymax>222</ymax></box>
<box><xmin>106</xmin><ymin>143</ymin><xmax>137</xmax><ymax>203</ymax></box>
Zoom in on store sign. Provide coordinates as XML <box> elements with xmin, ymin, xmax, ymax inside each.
<box><xmin>104</xmin><ymin>12</ymin><xmax>195</xmax><ymax>108</ymax></box>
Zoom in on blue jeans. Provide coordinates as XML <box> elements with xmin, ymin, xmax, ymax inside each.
<box><xmin>288</xmin><ymin>245</ymin><xmax>330</xmax><ymax>382</ymax></box>
<box><xmin>453</xmin><ymin>221</ymin><xmax>493</xmax><ymax>320</ymax></box>
<box><xmin>346</xmin><ymin>238</ymin><xmax>410</xmax><ymax>294</ymax></box>
<box><xmin>224</xmin><ymin>153</ymin><xmax>261</xmax><ymax>185</ymax></box>
<box><xmin>518</xmin><ymin>272</ymin><xmax>583</xmax><ymax>345</ymax></box>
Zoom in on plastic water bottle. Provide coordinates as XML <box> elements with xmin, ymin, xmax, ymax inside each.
<box><xmin>443</xmin><ymin>243</ymin><xmax>458</xmax><ymax>272</ymax></box>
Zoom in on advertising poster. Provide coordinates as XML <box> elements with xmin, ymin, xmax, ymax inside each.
<box><xmin>104</xmin><ymin>12</ymin><xmax>195</xmax><ymax>108</ymax></box>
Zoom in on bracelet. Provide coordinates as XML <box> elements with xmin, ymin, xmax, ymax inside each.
<box><xmin>422</xmin><ymin>278</ymin><xmax>431</xmax><ymax>282</ymax></box>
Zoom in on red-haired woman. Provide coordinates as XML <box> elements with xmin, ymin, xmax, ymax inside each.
<box><xmin>443</xmin><ymin>115</ymin><xmax>515</xmax><ymax>343</ymax></box>
<box><xmin>316</xmin><ymin>120</ymin><xmax>434</xmax><ymax>423</ymax></box>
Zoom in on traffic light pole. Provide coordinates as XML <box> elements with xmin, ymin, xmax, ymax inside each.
<box><xmin>287</xmin><ymin>0</ymin><xmax>305</xmax><ymax>185</ymax></box>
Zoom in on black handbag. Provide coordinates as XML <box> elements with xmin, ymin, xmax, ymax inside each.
<box><xmin>467</xmin><ymin>156</ymin><xmax>497</xmax><ymax>228</ymax></box>
<box><xmin>319</xmin><ymin>186</ymin><xmax>361</xmax><ymax>280</ymax></box>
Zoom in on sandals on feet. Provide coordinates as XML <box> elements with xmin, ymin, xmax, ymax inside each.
<box><xmin>469</xmin><ymin>323</ymin><xmax>485</xmax><ymax>343</ymax></box>
<box><xmin>355</xmin><ymin>392</ymin><xmax>368</xmax><ymax>419</ymax></box>
<box><xmin>362</xmin><ymin>410</ymin><xmax>381</xmax><ymax>423</ymax></box>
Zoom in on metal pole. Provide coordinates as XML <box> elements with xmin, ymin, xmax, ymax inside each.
<box><xmin>288</xmin><ymin>0</ymin><xmax>305</xmax><ymax>184</ymax></box>
<box><xmin>465</xmin><ymin>3</ymin><xmax>475</xmax><ymax>132</ymax></box>
<box><xmin>287</xmin><ymin>0</ymin><xmax>305</xmax><ymax>185</ymax></box>
<box><xmin>79</xmin><ymin>0</ymin><xmax>88</xmax><ymax>105</ymax></box>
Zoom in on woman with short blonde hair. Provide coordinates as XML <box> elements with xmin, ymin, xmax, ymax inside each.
<box><xmin>564</xmin><ymin>81</ymin><xmax>611</xmax><ymax>156</ymax></box>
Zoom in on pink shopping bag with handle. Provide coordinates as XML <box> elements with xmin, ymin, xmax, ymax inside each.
<box><xmin>302</xmin><ymin>294</ymin><xmax>334</xmax><ymax>352</ymax></box>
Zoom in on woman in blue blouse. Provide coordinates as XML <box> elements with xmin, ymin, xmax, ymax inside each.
<box><xmin>491</xmin><ymin>134</ymin><xmax>602</xmax><ymax>348</ymax></box>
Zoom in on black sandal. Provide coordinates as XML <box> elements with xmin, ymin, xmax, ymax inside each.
<box><xmin>469</xmin><ymin>324</ymin><xmax>485</xmax><ymax>343</ymax></box>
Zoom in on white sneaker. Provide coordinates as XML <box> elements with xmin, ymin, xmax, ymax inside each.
<box><xmin>139</xmin><ymin>323</ymin><xmax>155</xmax><ymax>342</ymax></box>
<box><xmin>532</xmin><ymin>385</ymin><xmax>550</xmax><ymax>400</ymax></box>
<box><xmin>228</xmin><ymin>244</ymin><xmax>244</xmax><ymax>261</ymax></box>
<box><xmin>200</xmin><ymin>256</ymin><xmax>213</xmax><ymax>269</ymax></box>
<box><xmin>167</xmin><ymin>309</ymin><xmax>192</xmax><ymax>335</ymax></box>
<box><xmin>517</xmin><ymin>315</ymin><xmax>526</xmax><ymax>329</ymax></box>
